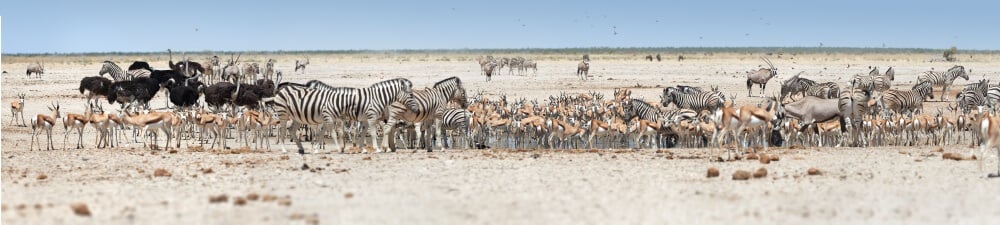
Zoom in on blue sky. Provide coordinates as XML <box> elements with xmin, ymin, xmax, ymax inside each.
<box><xmin>2</xmin><ymin>0</ymin><xmax>998</xmax><ymax>53</ymax></box>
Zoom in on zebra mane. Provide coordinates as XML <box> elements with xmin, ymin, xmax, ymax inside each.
<box><xmin>305</xmin><ymin>80</ymin><xmax>335</xmax><ymax>90</ymax></box>
<box><xmin>370</xmin><ymin>78</ymin><xmax>412</xmax><ymax>89</ymax></box>
<box><xmin>433</xmin><ymin>76</ymin><xmax>461</xmax><ymax>89</ymax></box>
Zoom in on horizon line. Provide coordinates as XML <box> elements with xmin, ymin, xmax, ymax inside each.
<box><xmin>4</xmin><ymin>46</ymin><xmax>998</xmax><ymax>56</ymax></box>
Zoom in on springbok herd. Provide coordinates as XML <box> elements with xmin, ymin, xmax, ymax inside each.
<box><xmin>5</xmin><ymin>53</ymin><xmax>1000</xmax><ymax>175</ymax></box>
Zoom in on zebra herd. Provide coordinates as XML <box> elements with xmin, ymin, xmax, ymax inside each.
<box><xmin>478</xmin><ymin>55</ymin><xmax>539</xmax><ymax>79</ymax></box>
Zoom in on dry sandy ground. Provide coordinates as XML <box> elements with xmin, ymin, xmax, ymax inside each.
<box><xmin>2</xmin><ymin>52</ymin><xmax>1000</xmax><ymax>224</ymax></box>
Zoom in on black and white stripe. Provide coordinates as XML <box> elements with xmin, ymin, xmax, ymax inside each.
<box><xmin>385</xmin><ymin>77</ymin><xmax>467</xmax><ymax>152</ymax></box>
<box><xmin>99</xmin><ymin>61</ymin><xmax>132</xmax><ymax>81</ymax></box>
<box><xmin>622</xmin><ymin>99</ymin><xmax>660</xmax><ymax>122</ymax></box>
<box><xmin>780</xmin><ymin>72</ymin><xmax>817</xmax><ymax>101</ymax></box>
<box><xmin>918</xmin><ymin>65</ymin><xmax>969</xmax><ymax>100</ymax></box>
<box><xmin>852</xmin><ymin>67</ymin><xmax>893</xmax><ymax>93</ymax></box>
<box><xmin>661</xmin><ymin>86</ymin><xmax>725</xmax><ymax>113</ymax></box>
<box><xmin>877</xmin><ymin>80</ymin><xmax>934</xmax><ymax>115</ymax></box>
<box><xmin>805</xmin><ymin>82</ymin><xmax>840</xmax><ymax>99</ymax></box>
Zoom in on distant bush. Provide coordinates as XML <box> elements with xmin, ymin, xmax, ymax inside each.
<box><xmin>943</xmin><ymin>46</ymin><xmax>958</xmax><ymax>62</ymax></box>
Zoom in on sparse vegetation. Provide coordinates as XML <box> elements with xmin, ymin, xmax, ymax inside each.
<box><xmin>943</xmin><ymin>46</ymin><xmax>959</xmax><ymax>62</ymax></box>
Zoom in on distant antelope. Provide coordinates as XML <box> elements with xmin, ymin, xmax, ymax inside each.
<box><xmin>294</xmin><ymin>58</ymin><xmax>310</xmax><ymax>74</ymax></box>
<box><xmin>26</xmin><ymin>62</ymin><xmax>44</xmax><ymax>78</ymax></box>
<box><xmin>263</xmin><ymin>59</ymin><xmax>276</xmax><ymax>80</ymax></box>
<box><xmin>30</xmin><ymin>102</ymin><xmax>61</xmax><ymax>151</ymax></box>
<box><xmin>10</xmin><ymin>93</ymin><xmax>26</xmax><ymax>126</ymax></box>
<box><xmin>577</xmin><ymin>61</ymin><xmax>590</xmax><ymax>81</ymax></box>
<box><xmin>746</xmin><ymin>57</ymin><xmax>777</xmax><ymax>97</ymax></box>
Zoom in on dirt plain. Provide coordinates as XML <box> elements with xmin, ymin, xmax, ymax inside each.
<box><xmin>2</xmin><ymin>51</ymin><xmax>999</xmax><ymax>224</ymax></box>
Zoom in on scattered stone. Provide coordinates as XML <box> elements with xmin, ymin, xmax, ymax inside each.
<box><xmin>344</xmin><ymin>193</ymin><xmax>354</xmax><ymax>199</ymax></box>
<box><xmin>168</xmin><ymin>149</ymin><xmax>178</xmax><ymax>154</ymax></box>
<box><xmin>153</xmin><ymin>168</ymin><xmax>171</xmax><ymax>177</ymax></box>
<box><xmin>209</xmin><ymin>194</ymin><xmax>228</xmax><ymax>203</ymax></box>
<box><xmin>807</xmin><ymin>167</ymin><xmax>822</xmax><ymax>175</ymax></box>
<box><xmin>201</xmin><ymin>168</ymin><xmax>214</xmax><ymax>174</ymax></box>
<box><xmin>707</xmin><ymin>167</ymin><xmax>720</xmax><ymax>178</ymax></box>
<box><xmin>362</xmin><ymin>156</ymin><xmax>372</xmax><ymax>161</ymax></box>
<box><xmin>301</xmin><ymin>164</ymin><xmax>310</xmax><ymax>170</ymax></box>
<box><xmin>932</xmin><ymin>147</ymin><xmax>944</xmax><ymax>152</ymax></box>
<box><xmin>261</xmin><ymin>194</ymin><xmax>278</xmax><ymax>202</ymax></box>
<box><xmin>753</xmin><ymin>168</ymin><xmax>768</xmax><ymax>178</ymax></box>
<box><xmin>531</xmin><ymin>153</ymin><xmax>541</xmax><ymax>159</ymax></box>
<box><xmin>37</xmin><ymin>174</ymin><xmax>48</xmax><ymax>180</ymax></box>
<box><xmin>247</xmin><ymin>193</ymin><xmax>260</xmax><ymax>201</ymax></box>
<box><xmin>69</xmin><ymin>203</ymin><xmax>91</xmax><ymax>216</ymax></box>
<box><xmin>759</xmin><ymin>155</ymin><xmax>771</xmax><ymax>164</ymax></box>
<box><xmin>732</xmin><ymin>170</ymin><xmax>751</xmax><ymax>180</ymax></box>
<box><xmin>277</xmin><ymin>197</ymin><xmax>292</xmax><ymax>206</ymax></box>
<box><xmin>233</xmin><ymin>197</ymin><xmax>247</xmax><ymax>206</ymax></box>
<box><xmin>280</xmin><ymin>155</ymin><xmax>290</xmax><ymax>160</ymax></box>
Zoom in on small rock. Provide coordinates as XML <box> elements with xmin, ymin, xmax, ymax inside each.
<box><xmin>233</xmin><ymin>197</ymin><xmax>247</xmax><ymax>206</ymax></box>
<box><xmin>707</xmin><ymin>167</ymin><xmax>720</xmax><ymax>178</ymax></box>
<box><xmin>201</xmin><ymin>168</ymin><xmax>213</xmax><ymax>174</ymax></box>
<box><xmin>732</xmin><ymin>170</ymin><xmax>751</xmax><ymax>180</ymax></box>
<box><xmin>362</xmin><ymin>156</ymin><xmax>372</xmax><ymax>161</ymax></box>
<box><xmin>69</xmin><ymin>203</ymin><xmax>91</xmax><ymax>217</ymax></box>
<box><xmin>301</xmin><ymin>164</ymin><xmax>310</xmax><ymax>170</ymax></box>
<box><xmin>753</xmin><ymin>168</ymin><xmax>768</xmax><ymax>178</ymax></box>
<box><xmin>344</xmin><ymin>193</ymin><xmax>354</xmax><ymax>199</ymax></box>
<box><xmin>209</xmin><ymin>194</ymin><xmax>228</xmax><ymax>203</ymax></box>
<box><xmin>37</xmin><ymin>174</ymin><xmax>48</xmax><ymax>180</ymax></box>
<box><xmin>262</xmin><ymin>194</ymin><xmax>278</xmax><ymax>202</ymax></box>
<box><xmin>807</xmin><ymin>167</ymin><xmax>822</xmax><ymax>175</ymax></box>
<box><xmin>153</xmin><ymin>168</ymin><xmax>171</xmax><ymax>177</ymax></box>
<box><xmin>759</xmin><ymin>155</ymin><xmax>771</xmax><ymax>164</ymax></box>
<box><xmin>531</xmin><ymin>153</ymin><xmax>541</xmax><ymax>159</ymax></box>
<box><xmin>932</xmin><ymin>147</ymin><xmax>944</xmax><ymax>152</ymax></box>
<box><xmin>247</xmin><ymin>193</ymin><xmax>260</xmax><ymax>201</ymax></box>
<box><xmin>277</xmin><ymin>197</ymin><xmax>292</xmax><ymax>206</ymax></box>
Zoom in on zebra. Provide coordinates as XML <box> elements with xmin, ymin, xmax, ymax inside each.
<box><xmin>852</xmin><ymin>67</ymin><xmax>893</xmax><ymax>93</ymax></box>
<box><xmin>838</xmin><ymin>87</ymin><xmax>873</xmax><ymax>146</ymax></box>
<box><xmin>306</xmin><ymin>78</ymin><xmax>416</xmax><ymax>153</ymax></box>
<box><xmin>265</xmin><ymin>83</ymin><xmax>358</xmax><ymax>154</ymax></box>
<box><xmin>263</xmin><ymin>59</ymin><xmax>276</xmax><ymax>80</ymax></box>
<box><xmin>436</xmin><ymin>108</ymin><xmax>471</xmax><ymax>149</ymax></box>
<box><xmin>918</xmin><ymin>65</ymin><xmax>969</xmax><ymax>101</ymax></box>
<box><xmin>876</xmin><ymin>80</ymin><xmax>934</xmax><ymax>116</ymax></box>
<box><xmin>660</xmin><ymin>86</ymin><xmax>725</xmax><ymax>113</ymax></box>
<box><xmin>804</xmin><ymin>82</ymin><xmax>840</xmax><ymax>99</ymax></box>
<box><xmin>621</xmin><ymin>99</ymin><xmax>664</xmax><ymax>148</ymax></box>
<box><xmin>294</xmin><ymin>58</ymin><xmax>310</xmax><ymax>74</ymax></box>
<box><xmin>779</xmin><ymin>72</ymin><xmax>818</xmax><ymax>101</ymax></box>
<box><xmin>385</xmin><ymin>77</ymin><xmax>467</xmax><ymax>152</ymax></box>
<box><xmin>99</xmin><ymin>61</ymin><xmax>131</xmax><ymax>82</ymax></box>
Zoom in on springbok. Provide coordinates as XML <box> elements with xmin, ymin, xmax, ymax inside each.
<box><xmin>118</xmin><ymin>109</ymin><xmax>175</xmax><ymax>150</ymax></box>
<box><xmin>63</xmin><ymin>106</ymin><xmax>91</xmax><ymax>150</ymax></box>
<box><xmin>746</xmin><ymin>57</ymin><xmax>777</xmax><ymax>97</ymax></box>
<box><xmin>88</xmin><ymin>103</ymin><xmax>113</xmax><ymax>148</ymax></box>
<box><xmin>10</xmin><ymin>93</ymin><xmax>26</xmax><ymax>126</ymax></box>
<box><xmin>974</xmin><ymin>110</ymin><xmax>999</xmax><ymax>176</ymax></box>
<box><xmin>30</xmin><ymin>102</ymin><xmax>61</xmax><ymax>150</ymax></box>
